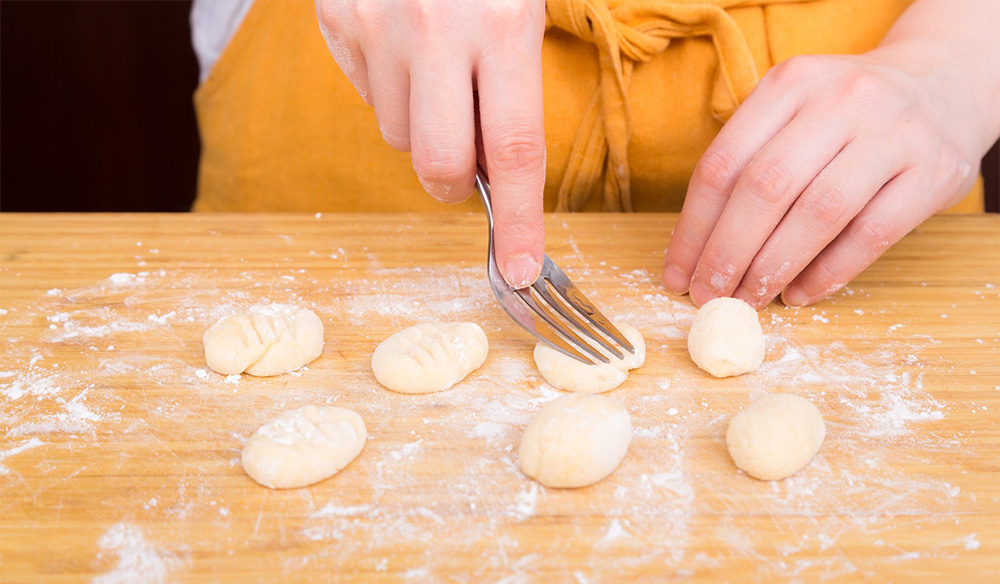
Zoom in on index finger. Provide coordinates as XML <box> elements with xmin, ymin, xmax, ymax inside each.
<box><xmin>476</xmin><ymin>29</ymin><xmax>546</xmax><ymax>289</ymax></box>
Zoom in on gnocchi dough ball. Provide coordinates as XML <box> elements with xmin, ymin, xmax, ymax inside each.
<box><xmin>203</xmin><ymin>304</ymin><xmax>324</xmax><ymax>377</ymax></box>
<box><xmin>687</xmin><ymin>297</ymin><xmax>765</xmax><ymax>378</ymax></box>
<box><xmin>726</xmin><ymin>393</ymin><xmax>825</xmax><ymax>481</ymax></box>
<box><xmin>533</xmin><ymin>323</ymin><xmax>645</xmax><ymax>393</ymax></box>
<box><xmin>371</xmin><ymin>322</ymin><xmax>488</xmax><ymax>394</ymax></box>
<box><xmin>519</xmin><ymin>394</ymin><xmax>632</xmax><ymax>488</ymax></box>
<box><xmin>241</xmin><ymin>405</ymin><xmax>367</xmax><ymax>489</ymax></box>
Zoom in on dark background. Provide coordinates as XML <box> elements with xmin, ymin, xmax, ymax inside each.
<box><xmin>1</xmin><ymin>0</ymin><xmax>997</xmax><ymax>213</ymax></box>
<box><xmin>2</xmin><ymin>0</ymin><xmax>201</xmax><ymax>212</ymax></box>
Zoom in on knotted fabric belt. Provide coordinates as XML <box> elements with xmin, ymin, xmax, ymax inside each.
<box><xmin>544</xmin><ymin>0</ymin><xmax>803</xmax><ymax>211</ymax></box>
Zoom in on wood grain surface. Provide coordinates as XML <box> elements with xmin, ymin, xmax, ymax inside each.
<box><xmin>1</xmin><ymin>213</ymin><xmax>998</xmax><ymax>583</ymax></box>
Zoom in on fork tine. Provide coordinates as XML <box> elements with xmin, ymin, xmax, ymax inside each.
<box><xmin>474</xmin><ymin>166</ymin><xmax>623</xmax><ymax>366</ymax></box>
<box><xmin>530</xmin><ymin>277</ymin><xmax>625</xmax><ymax>360</ymax></box>
<box><xmin>541</xmin><ymin>256</ymin><xmax>636</xmax><ymax>354</ymax></box>
<box><xmin>523</xmin><ymin>310</ymin><xmax>603</xmax><ymax>365</ymax></box>
<box><xmin>514</xmin><ymin>287</ymin><xmax>612</xmax><ymax>364</ymax></box>
<box><xmin>485</xmin><ymin>256</ymin><xmax>605</xmax><ymax>365</ymax></box>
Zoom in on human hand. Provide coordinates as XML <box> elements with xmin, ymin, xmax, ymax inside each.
<box><xmin>315</xmin><ymin>0</ymin><xmax>547</xmax><ymax>288</ymax></box>
<box><xmin>662</xmin><ymin>46</ymin><xmax>988</xmax><ymax>309</ymax></box>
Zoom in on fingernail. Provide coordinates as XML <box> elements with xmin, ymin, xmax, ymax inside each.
<box><xmin>503</xmin><ymin>253</ymin><xmax>540</xmax><ymax>289</ymax></box>
<box><xmin>782</xmin><ymin>286</ymin><xmax>809</xmax><ymax>307</ymax></box>
<box><xmin>662</xmin><ymin>263</ymin><xmax>691</xmax><ymax>295</ymax></box>
<box><xmin>689</xmin><ymin>280</ymin><xmax>715</xmax><ymax>307</ymax></box>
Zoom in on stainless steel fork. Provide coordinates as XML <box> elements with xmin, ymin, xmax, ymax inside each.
<box><xmin>474</xmin><ymin>166</ymin><xmax>635</xmax><ymax>365</ymax></box>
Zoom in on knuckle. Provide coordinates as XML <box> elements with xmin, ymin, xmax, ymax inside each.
<box><xmin>411</xmin><ymin>146</ymin><xmax>474</xmax><ymax>185</ymax></box>
<box><xmin>495</xmin><ymin>211</ymin><xmax>545</xmax><ymax>250</ymax></box>
<box><xmin>854</xmin><ymin>212</ymin><xmax>895</xmax><ymax>252</ymax></box>
<box><xmin>667</xmin><ymin>227</ymin><xmax>701</xmax><ymax>257</ymax></box>
<box><xmin>804</xmin><ymin>261</ymin><xmax>842</xmax><ymax>295</ymax></box>
<box><xmin>839</xmin><ymin>70</ymin><xmax>886</xmax><ymax>104</ymax></box>
<box><xmin>353</xmin><ymin>0</ymin><xmax>383</xmax><ymax>25</ymax></box>
<box><xmin>500</xmin><ymin>218</ymin><xmax>544</xmax><ymax>243</ymax></box>
<box><xmin>484</xmin><ymin>0</ymin><xmax>536</xmax><ymax>25</ymax></box>
<box><xmin>742</xmin><ymin>158</ymin><xmax>794</xmax><ymax>205</ymax></box>
<box><xmin>488</xmin><ymin>130</ymin><xmax>546</xmax><ymax>175</ymax></box>
<box><xmin>747</xmin><ymin>274</ymin><xmax>776</xmax><ymax>302</ymax></box>
<box><xmin>802</xmin><ymin>182</ymin><xmax>851</xmax><ymax>227</ymax></box>
<box><xmin>693</xmin><ymin>148</ymin><xmax>740</xmax><ymax>192</ymax></box>
<box><xmin>929</xmin><ymin>145</ymin><xmax>976</xmax><ymax>211</ymax></box>
<box><xmin>696</xmin><ymin>250</ymin><xmax>737</xmax><ymax>293</ymax></box>
<box><xmin>403</xmin><ymin>1</ymin><xmax>442</xmax><ymax>31</ymax></box>
<box><xmin>766</xmin><ymin>55</ymin><xmax>814</xmax><ymax>88</ymax></box>
<box><xmin>496</xmin><ymin>188</ymin><xmax>543</xmax><ymax>219</ymax></box>
<box><xmin>936</xmin><ymin>144</ymin><xmax>973</xmax><ymax>190</ymax></box>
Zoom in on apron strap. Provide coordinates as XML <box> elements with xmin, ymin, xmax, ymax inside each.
<box><xmin>545</xmin><ymin>0</ymin><xmax>805</xmax><ymax>211</ymax></box>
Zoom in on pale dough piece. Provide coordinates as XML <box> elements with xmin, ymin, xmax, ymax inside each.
<box><xmin>726</xmin><ymin>393</ymin><xmax>825</xmax><ymax>481</ymax></box>
<box><xmin>203</xmin><ymin>304</ymin><xmax>324</xmax><ymax>377</ymax></box>
<box><xmin>371</xmin><ymin>322</ymin><xmax>488</xmax><ymax>394</ymax></box>
<box><xmin>519</xmin><ymin>394</ymin><xmax>632</xmax><ymax>488</ymax></box>
<box><xmin>241</xmin><ymin>405</ymin><xmax>367</xmax><ymax>489</ymax></box>
<box><xmin>687</xmin><ymin>297</ymin><xmax>764</xmax><ymax>378</ymax></box>
<box><xmin>532</xmin><ymin>323</ymin><xmax>645</xmax><ymax>393</ymax></box>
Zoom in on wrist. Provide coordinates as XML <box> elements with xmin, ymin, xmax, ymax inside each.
<box><xmin>867</xmin><ymin>2</ymin><xmax>1000</xmax><ymax>156</ymax></box>
<box><xmin>866</xmin><ymin>38</ymin><xmax>995</xmax><ymax>159</ymax></box>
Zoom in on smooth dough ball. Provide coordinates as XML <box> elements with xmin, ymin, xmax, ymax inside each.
<box><xmin>687</xmin><ymin>297</ymin><xmax>764</xmax><ymax>378</ymax></box>
<box><xmin>726</xmin><ymin>393</ymin><xmax>825</xmax><ymax>481</ymax></box>
<box><xmin>533</xmin><ymin>323</ymin><xmax>645</xmax><ymax>393</ymax></box>
<box><xmin>241</xmin><ymin>405</ymin><xmax>367</xmax><ymax>489</ymax></box>
<box><xmin>203</xmin><ymin>304</ymin><xmax>324</xmax><ymax>377</ymax></box>
<box><xmin>371</xmin><ymin>322</ymin><xmax>488</xmax><ymax>394</ymax></box>
<box><xmin>519</xmin><ymin>394</ymin><xmax>632</xmax><ymax>488</ymax></box>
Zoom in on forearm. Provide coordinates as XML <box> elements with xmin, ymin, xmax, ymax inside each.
<box><xmin>872</xmin><ymin>0</ymin><xmax>1000</xmax><ymax>155</ymax></box>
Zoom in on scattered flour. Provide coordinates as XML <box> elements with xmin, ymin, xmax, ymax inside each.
<box><xmin>601</xmin><ymin>517</ymin><xmax>628</xmax><ymax>543</ymax></box>
<box><xmin>0</xmin><ymin>437</ymin><xmax>46</xmax><ymax>476</ymax></box>
<box><xmin>509</xmin><ymin>483</ymin><xmax>539</xmax><ymax>519</ymax></box>
<box><xmin>1</xmin><ymin>251</ymin><xmax>992</xmax><ymax>581</ymax></box>
<box><xmin>469</xmin><ymin>421</ymin><xmax>509</xmax><ymax>442</ymax></box>
<box><xmin>93</xmin><ymin>522</ymin><xmax>183</xmax><ymax>584</ymax></box>
<box><xmin>959</xmin><ymin>533</ymin><xmax>981</xmax><ymax>551</ymax></box>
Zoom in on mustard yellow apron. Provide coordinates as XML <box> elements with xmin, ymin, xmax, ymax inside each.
<box><xmin>193</xmin><ymin>0</ymin><xmax>983</xmax><ymax>213</ymax></box>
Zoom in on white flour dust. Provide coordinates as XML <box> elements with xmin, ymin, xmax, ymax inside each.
<box><xmin>0</xmin><ymin>437</ymin><xmax>45</xmax><ymax>476</ymax></box>
<box><xmin>92</xmin><ymin>522</ymin><xmax>184</xmax><ymax>584</ymax></box>
<box><xmin>1</xmin><ymin>253</ymin><xmax>995</xmax><ymax>581</ymax></box>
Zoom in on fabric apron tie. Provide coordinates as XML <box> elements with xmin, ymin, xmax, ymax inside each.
<box><xmin>545</xmin><ymin>0</ymin><xmax>799</xmax><ymax>211</ymax></box>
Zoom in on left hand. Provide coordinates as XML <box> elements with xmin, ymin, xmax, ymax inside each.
<box><xmin>661</xmin><ymin>48</ymin><xmax>982</xmax><ymax>309</ymax></box>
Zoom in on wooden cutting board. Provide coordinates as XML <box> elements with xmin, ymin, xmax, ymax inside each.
<box><xmin>1</xmin><ymin>213</ymin><xmax>997</xmax><ymax>582</ymax></box>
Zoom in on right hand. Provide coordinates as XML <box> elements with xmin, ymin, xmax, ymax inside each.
<box><xmin>315</xmin><ymin>0</ymin><xmax>547</xmax><ymax>288</ymax></box>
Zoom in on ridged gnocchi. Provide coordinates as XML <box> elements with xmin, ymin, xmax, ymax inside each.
<box><xmin>203</xmin><ymin>304</ymin><xmax>324</xmax><ymax>376</ymax></box>
<box><xmin>371</xmin><ymin>322</ymin><xmax>489</xmax><ymax>394</ymax></box>
<box><xmin>533</xmin><ymin>322</ymin><xmax>645</xmax><ymax>393</ymax></box>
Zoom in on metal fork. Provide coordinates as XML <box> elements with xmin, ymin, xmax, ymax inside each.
<box><xmin>473</xmin><ymin>165</ymin><xmax>635</xmax><ymax>365</ymax></box>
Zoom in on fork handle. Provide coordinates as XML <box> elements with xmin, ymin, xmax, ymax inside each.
<box><xmin>473</xmin><ymin>165</ymin><xmax>494</xmax><ymax>232</ymax></box>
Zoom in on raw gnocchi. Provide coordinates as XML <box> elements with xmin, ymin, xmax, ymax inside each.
<box><xmin>371</xmin><ymin>322</ymin><xmax>489</xmax><ymax>394</ymax></box>
<box><xmin>726</xmin><ymin>393</ymin><xmax>825</xmax><ymax>481</ymax></box>
<box><xmin>203</xmin><ymin>304</ymin><xmax>324</xmax><ymax>377</ymax></box>
<box><xmin>519</xmin><ymin>393</ymin><xmax>632</xmax><ymax>488</ymax></box>
<box><xmin>241</xmin><ymin>405</ymin><xmax>367</xmax><ymax>489</ymax></box>
<box><xmin>687</xmin><ymin>297</ymin><xmax>764</xmax><ymax>378</ymax></box>
<box><xmin>532</xmin><ymin>323</ymin><xmax>645</xmax><ymax>393</ymax></box>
